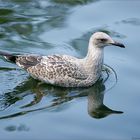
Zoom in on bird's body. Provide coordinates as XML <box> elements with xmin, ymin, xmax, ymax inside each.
<box><xmin>0</xmin><ymin>32</ymin><xmax>125</xmax><ymax>87</ymax></box>
<box><xmin>15</xmin><ymin>48</ymin><xmax>103</xmax><ymax>87</ymax></box>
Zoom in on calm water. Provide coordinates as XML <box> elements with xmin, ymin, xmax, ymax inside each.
<box><xmin>0</xmin><ymin>0</ymin><xmax>140</xmax><ymax>140</ymax></box>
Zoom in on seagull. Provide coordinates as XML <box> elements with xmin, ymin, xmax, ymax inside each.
<box><xmin>0</xmin><ymin>32</ymin><xmax>125</xmax><ymax>87</ymax></box>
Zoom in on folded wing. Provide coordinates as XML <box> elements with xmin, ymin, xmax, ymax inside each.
<box><xmin>16</xmin><ymin>55</ymin><xmax>88</xmax><ymax>81</ymax></box>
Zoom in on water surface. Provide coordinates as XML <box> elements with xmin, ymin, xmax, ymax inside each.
<box><xmin>0</xmin><ymin>0</ymin><xmax>140</xmax><ymax>140</ymax></box>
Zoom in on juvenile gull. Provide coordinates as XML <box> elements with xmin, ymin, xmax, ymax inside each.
<box><xmin>0</xmin><ymin>32</ymin><xmax>125</xmax><ymax>87</ymax></box>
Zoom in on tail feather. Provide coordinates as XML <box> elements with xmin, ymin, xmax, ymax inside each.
<box><xmin>0</xmin><ymin>51</ymin><xmax>17</xmax><ymax>63</ymax></box>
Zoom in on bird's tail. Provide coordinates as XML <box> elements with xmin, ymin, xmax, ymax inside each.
<box><xmin>0</xmin><ymin>51</ymin><xmax>17</xmax><ymax>63</ymax></box>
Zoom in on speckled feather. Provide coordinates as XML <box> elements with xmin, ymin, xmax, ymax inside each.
<box><xmin>16</xmin><ymin>54</ymin><xmax>89</xmax><ymax>87</ymax></box>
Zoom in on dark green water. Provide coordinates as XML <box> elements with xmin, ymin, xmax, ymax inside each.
<box><xmin>0</xmin><ymin>0</ymin><xmax>140</xmax><ymax>140</ymax></box>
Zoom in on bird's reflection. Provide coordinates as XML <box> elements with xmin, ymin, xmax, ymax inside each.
<box><xmin>87</xmin><ymin>82</ymin><xmax>123</xmax><ymax>119</ymax></box>
<box><xmin>0</xmin><ymin>67</ymin><xmax>123</xmax><ymax>120</ymax></box>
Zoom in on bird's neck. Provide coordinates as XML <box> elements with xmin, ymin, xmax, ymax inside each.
<box><xmin>84</xmin><ymin>43</ymin><xmax>104</xmax><ymax>78</ymax></box>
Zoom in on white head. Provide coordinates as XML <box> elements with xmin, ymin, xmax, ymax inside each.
<box><xmin>90</xmin><ymin>32</ymin><xmax>125</xmax><ymax>48</ymax></box>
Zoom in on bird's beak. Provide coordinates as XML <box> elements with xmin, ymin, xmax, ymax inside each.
<box><xmin>110</xmin><ymin>41</ymin><xmax>125</xmax><ymax>48</ymax></box>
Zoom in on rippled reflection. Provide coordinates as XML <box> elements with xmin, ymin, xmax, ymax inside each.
<box><xmin>0</xmin><ymin>0</ymin><xmax>98</xmax><ymax>42</ymax></box>
<box><xmin>116</xmin><ymin>18</ymin><xmax>140</xmax><ymax>26</ymax></box>
<box><xmin>5</xmin><ymin>124</ymin><xmax>29</xmax><ymax>132</ymax></box>
<box><xmin>0</xmin><ymin>66</ymin><xmax>123</xmax><ymax>120</ymax></box>
<box><xmin>51</xmin><ymin>0</ymin><xmax>99</xmax><ymax>5</ymax></box>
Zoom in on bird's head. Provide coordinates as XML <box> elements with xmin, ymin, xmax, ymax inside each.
<box><xmin>90</xmin><ymin>32</ymin><xmax>125</xmax><ymax>48</ymax></box>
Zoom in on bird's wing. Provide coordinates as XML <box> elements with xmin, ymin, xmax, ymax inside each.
<box><xmin>16</xmin><ymin>55</ymin><xmax>88</xmax><ymax>80</ymax></box>
<box><xmin>16</xmin><ymin>55</ymin><xmax>42</xmax><ymax>69</ymax></box>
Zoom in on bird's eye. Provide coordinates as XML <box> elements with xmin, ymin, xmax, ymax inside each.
<box><xmin>100</xmin><ymin>38</ymin><xmax>107</xmax><ymax>42</ymax></box>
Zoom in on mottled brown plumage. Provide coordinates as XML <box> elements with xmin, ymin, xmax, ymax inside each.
<box><xmin>16</xmin><ymin>54</ymin><xmax>88</xmax><ymax>87</ymax></box>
